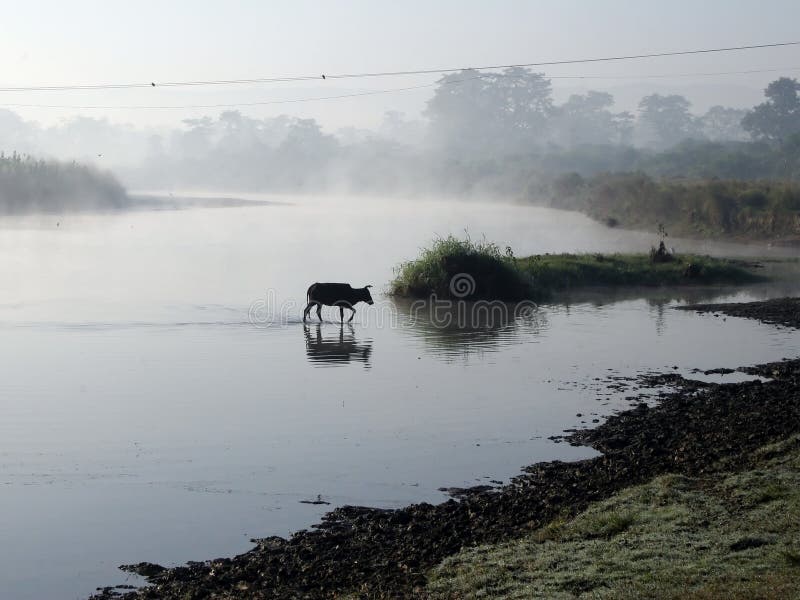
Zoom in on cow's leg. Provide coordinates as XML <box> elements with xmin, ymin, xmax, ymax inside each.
<box><xmin>303</xmin><ymin>302</ymin><xmax>314</xmax><ymax>322</ymax></box>
<box><xmin>316</xmin><ymin>303</ymin><xmax>323</xmax><ymax>322</ymax></box>
<box><xmin>339</xmin><ymin>306</ymin><xmax>344</xmax><ymax>323</ymax></box>
<box><xmin>347</xmin><ymin>306</ymin><xmax>356</xmax><ymax>323</ymax></box>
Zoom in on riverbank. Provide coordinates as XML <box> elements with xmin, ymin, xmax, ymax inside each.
<box><xmin>92</xmin><ymin>298</ymin><xmax>800</xmax><ymax>598</ymax></box>
<box><xmin>546</xmin><ymin>173</ymin><xmax>800</xmax><ymax>243</ymax></box>
<box><xmin>677</xmin><ymin>297</ymin><xmax>800</xmax><ymax>329</ymax></box>
<box><xmin>427</xmin><ymin>436</ymin><xmax>800</xmax><ymax>598</ymax></box>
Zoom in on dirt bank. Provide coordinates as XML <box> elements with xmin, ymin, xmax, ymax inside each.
<box><xmin>92</xmin><ymin>299</ymin><xmax>800</xmax><ymax>599</ymax></box>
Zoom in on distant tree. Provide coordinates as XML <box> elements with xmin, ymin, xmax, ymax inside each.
<box><xmin>269</xmin><ymin>118</ymin><xmax>337</xmax><ymax>188</ymax></box>
<box><xmin>378</xmin><ymin>111</ymin><xmax>426</xmax><ymax>146</ymax></box>
<box><xmin>280</xmin><ymin>118</ymin><xmax>338</xmax><ymax>159</ymax></box>
<box><xmin>215</xmin><ymin>110</ymin><xmax>275</xmax><ymax>154</ymax></box>
<box><xmin>552</xmin><ymin>91</ymin><xmax>633</xmax><ymax>146</ymax></box>
<box><xmin>490</xmin><ymin>67</ymin><xmax>553</xmax><ymax>136</ymax></box>
<box><xmin>742</xmin><ymin>77</ymin><xmax>800</xmax><ymax>141</ymax></box>
<box><xmin>425</xmin><ymin>68</ymin><xmax>554</xmax><ymax>156</ymax></box>
<box><xmin>698</xmin><ymin>106</ymin><xmax>749</xmax><ymax>141</ymax></box>
<box><xmin>637</xmin><ymin>94</ymin><xmax>696</xmax><ymax>148</ymax></box>
<box><xmin>613</xmin><ymin>111</ymin><xmax>636</xmax><ymax>146</ymax></box>
<box><xmin>177</xmin><ymin>116</ymin><xmax>215</xmax><ymax>158</ymax></box>
<box><xmin>381</xmin><ymin>110</ymin><xmax>406</xmax><ymax>136</ymax></box>
<box><xmin>336</xmin><ymin>126</ymin><xmax>376</xmax><ymax>146</ymax></box>
<box><xmin>0</xmin><ymin>110</ymin><xmax>40</xmax><ymax>154</ymax></box>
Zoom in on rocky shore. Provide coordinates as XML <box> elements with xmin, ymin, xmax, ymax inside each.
<box><xmin>93</xmin><ymin>298</ymin><xmax>800</xmax><ymax>599</ymax></box>
<box><xmin>678</xmin><ymin>296</ymin><xmax>800</xmax><ymax>329</ymax></box>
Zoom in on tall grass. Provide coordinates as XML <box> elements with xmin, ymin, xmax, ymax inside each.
<box><xmin>0</xmin><ymin>151</ymin><xmax>128</xmax><ymax>214</ymax></box>
<box><xmin>549</xmin><ymin>172</ymin><xmax>800</xmax><ymax>239</ymax></box>
<box><xmin>390</xmin><ymin>235</ymin><xmax>535</xmax><ymax>300</ymax></box>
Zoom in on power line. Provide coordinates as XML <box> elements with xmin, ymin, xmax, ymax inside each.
<box><xmin>323</xmin><ymin>41</ymin><xmax>800</xmax><ymax>81</ymax></box>
<box><xmin>0</xmin><ymin>40</ymin><xmax>798</xmax><ymax>93</ymax></box>
<box><xmin>1</xmin><ymin>65</ymin><xmax>797</xmax><ymax>111</ymax></box>
<box><xmin>545</xmin><ymin>65</ymin><xmax>800</xmax><ymax>81</ymax></box>
<box><xmin>0</xmin><ymin>82</ymin><xmax>443</xmax><ymax>110</ymax></box>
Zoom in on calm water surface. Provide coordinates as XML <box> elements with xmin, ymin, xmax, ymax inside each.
<box><xmin>0</xmin><ymin>196</ymin><xmax>798</xmax><ymax>599</ymax></box>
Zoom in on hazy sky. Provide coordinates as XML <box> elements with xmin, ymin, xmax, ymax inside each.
<box><xmin>2</xmin><ymin>0</ymin><xmax>799</xmax><ymax>130</ymax></box>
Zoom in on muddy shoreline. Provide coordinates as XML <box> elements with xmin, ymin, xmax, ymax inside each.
<box><xmin>92</xmin><ymin>298</ymin><xmax>800</xmax><ymax>599</ymax></box>
<box><xmin>677</xmin><ymin>296</ymin><xmax>800</xmax><ymax>329</ymax></box>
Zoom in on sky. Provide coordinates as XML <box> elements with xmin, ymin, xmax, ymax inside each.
<box><xmin>1</xmin><ymin>0</ymin><xmax>799</xmax><ymax>131</ymax></box>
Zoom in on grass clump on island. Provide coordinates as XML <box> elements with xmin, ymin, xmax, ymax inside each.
<box><xmin>390</xmin><ymin>235</ymin><xmax>536</xmax><ymax>300</ymax></box>
<box><xmin>425</xmin><ymin>435</ymin><xmax>800</xmax><ymax>599</ymax></box>
<box><xmin>390</xmin><ymin>235</ymin><xmax>763</xmax><ymax>301</ymax></box>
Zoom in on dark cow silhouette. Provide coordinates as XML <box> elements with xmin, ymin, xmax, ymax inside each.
<box><xmin>303</xmin><ymin>282</ymin><xmax>374</xmax><ymax>323</ymax></box>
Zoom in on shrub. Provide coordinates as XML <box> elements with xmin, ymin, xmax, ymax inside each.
<box><xmin>390</xmin><ymin>235</ymin><xmax>535</xmax><ymax>300</ymax></box>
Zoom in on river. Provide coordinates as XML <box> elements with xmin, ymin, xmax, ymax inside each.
<box><xmin>0</xmin><ymin>195</ymin><xmax>798</xmax><ymax>599</ymax></box>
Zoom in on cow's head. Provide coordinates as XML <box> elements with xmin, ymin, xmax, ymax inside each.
<box><xmin>362</xmin><ymin>285</ymin><xmax>374</xmax><ymax>305</ymax></box>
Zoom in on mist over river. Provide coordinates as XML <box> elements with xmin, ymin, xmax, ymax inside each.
<box><xmin>0</xmin><ymin>195</ymin><xmax>798</xmax><ymax>599</ymax></box>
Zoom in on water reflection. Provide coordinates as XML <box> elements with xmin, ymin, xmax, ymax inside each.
<box><xmin>392</xmin><ymin>298</ymin><xmax>549</xmax><ymax>359</ymax></box>
<box><xmin>389</xmin><ymin>279</ymin><xmax>799</xmax><ymax>358</ymax></box>
<box><xmin>303</xmin><ymin>323</ymin><xmax>373</xmax><ymax>368</ymax></box>
<box><xmin>549</xmin><ymin>285</ymin><xmax>767</xmax><ymax>308</ymax></box>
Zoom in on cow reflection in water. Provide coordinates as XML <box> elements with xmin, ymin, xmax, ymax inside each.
<box><xmin>304</xmin><ymin>324</ymin><xmax>373</xmax><ymax>368</ymax></box>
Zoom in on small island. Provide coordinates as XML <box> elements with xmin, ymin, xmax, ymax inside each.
<box><xmin>390</xmin><ymin>235</ymin><xmax>764</xmax><ymax>301</ymax></box>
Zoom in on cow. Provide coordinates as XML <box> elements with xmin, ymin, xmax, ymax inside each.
<box><xmin>303</xmin><ymin>283</ymin><xmax>374</xmax><ymax>323</ymax></box>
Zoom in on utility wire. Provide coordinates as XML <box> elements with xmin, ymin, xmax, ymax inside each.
<box><xmin>1</xmin><ymin>65</ymin><xmax>798</xmax><ymax>111</ymax></box>
<box><xmin>0</xmin><ymin>82</ymin><xmax>444</xmax><ymax>110</ymax></box>
<box><xmin>542</xmin><ymin>65</ymin><xmax>800</xmax><ymax>80</ymax></box>
<box><xmin>322</xmin><ymin>41</ymin><xmax>800</xmax><ymax>81</ymax></box>
<box><xmin>0</xmin><ymin>40</ymin><xmax>798</xmax><ymax>93</ymax></box>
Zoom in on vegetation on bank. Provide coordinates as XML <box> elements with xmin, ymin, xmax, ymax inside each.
<box><xmin>548</xmin><ymin>172</ymin><xmax>800</xmax><ymax>240</ymax></box>
<box><xmin>517</xmin><ymin>252</ymin><xmax>763</xmax><ymax>290</ymax></box>
<box><xmin>0</xmin><ymin>152</ymin><xmax>128</xmax><ymax>214</ymax></box>
<box><xmin>528</xmin><ymin>134</ymin><xmax>800</xmax><ymax>183</ymax></box>
<box><xmin>390</xmin><ymin>236</ymin><xmax>762</xmax><ymax>301</ymax></box>
<box><xmin>426</xmin><ymin>435</ymin><xmax>800</xmax><ymax>599</ymax></box>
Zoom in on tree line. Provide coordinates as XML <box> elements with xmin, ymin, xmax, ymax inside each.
<box><xmin>0</xmin><ymin>73</ymin><xmax>798</xmax><ymax>194</ymax></box>
<box><xmin>425</xmin><ymin>71</ymin><xmax>799</xmax><ymax>153</ymax></box>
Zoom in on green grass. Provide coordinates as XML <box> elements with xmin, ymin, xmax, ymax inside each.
<box><xmin>425</xmin><ymin>436</ymin><xmax>800</xmax><ymax>599</ymax></box>
<box><xmin>517</xmin><ymin>253</ymin><xmax>763</xmax><ymax>291</ymax></box>
<box><xmin>390</xmin><ymin>235</ymin><xmax>535</xmax><ymax>301</ymax></box>
<box><xmin>390</xmin><ymin>236</ymin><xmax>763</xmax><ymax>301</ymax></box>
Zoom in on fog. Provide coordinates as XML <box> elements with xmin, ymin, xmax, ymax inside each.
<box><xmin>1</xmin><ymin>68</ymin><xmax>796</xmax><ymax>207</ymax></box>
<box><xmin>0</xmin><ymin>1</ymin><xmax>798</xmax><ymax>210</ymax></box>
